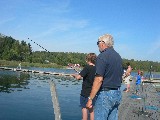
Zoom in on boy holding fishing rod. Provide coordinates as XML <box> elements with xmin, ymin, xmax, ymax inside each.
<box><xmin>72</xmin><ymin>53</ymin><xmax>97</xmax><ymax>120</ymax></box>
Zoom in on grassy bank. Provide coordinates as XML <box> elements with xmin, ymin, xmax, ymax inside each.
<box><xmin>0</xmin><ymin>60</ymin><xmax>63</xmax><ymax>68</ymax></box>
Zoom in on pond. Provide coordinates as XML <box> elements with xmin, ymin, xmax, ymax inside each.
<box><xmin>0</xmin><ymin>67</ymin><xmax>159</xmax><ymax>120</ymax></box>
<box><xmin>0</xmin><ymin>68</ymin><xmax>82</xmax><ymax>120</ymax></box>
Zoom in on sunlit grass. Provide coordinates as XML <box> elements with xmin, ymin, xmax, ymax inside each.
<box><xmin>0</xmin><ymin>60</ymin><xmax>63</xmax><ymax>68</ymax></box>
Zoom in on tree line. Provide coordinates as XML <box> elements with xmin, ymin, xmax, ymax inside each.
<box><xmin>0</xmin><ymin>33</ymin><xmax>160</xmax><ymax>72</ymax></box>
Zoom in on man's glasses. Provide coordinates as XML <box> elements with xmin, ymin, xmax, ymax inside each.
<box><xmin>97</xmin><ymin>41</ymin><xmax>105</xmax><ymax>45</ymax></box>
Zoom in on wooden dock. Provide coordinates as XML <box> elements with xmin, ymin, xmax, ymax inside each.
<box><xmin>119</xmin><ymin>78</ymin><xmax>160</xmax><ymax>120</ymax></box>
<box><xmin>0</xmin><ymin>66</ymin><xmax>73</xmax><ymax>77</ymax></box>
<box><xmin>143</xmin><ymin>79</ymin><xmax>160</xmax><ymax>83</ymax></box>
<box><xmin>1</xmin><ymin>67</ymin><xmax>160</xmax><ymax>83</ymax></box>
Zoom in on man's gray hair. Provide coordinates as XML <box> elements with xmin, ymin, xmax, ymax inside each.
<box><xmin>98</xmin><ymin>34</ymin><xmax>114</xmax><ymax>47</ymax></box>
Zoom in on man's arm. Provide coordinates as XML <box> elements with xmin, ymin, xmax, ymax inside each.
<box><xmin>86</xmin><ymin>75</ymin><xmax>103</xmax><ymax>108</ymax></box>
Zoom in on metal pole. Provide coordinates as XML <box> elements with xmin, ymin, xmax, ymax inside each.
<box><xmin>149</xmin><ymin>65</ymin><xmax>152</xmax><ymax>80</ymax></box>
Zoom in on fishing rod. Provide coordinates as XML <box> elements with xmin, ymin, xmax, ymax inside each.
<box><xmin>28</xmin><ymin>38</ymin><xmax>50</xmax><ymax>53</ymax></box>
<box><xmin>28</xmin><ymin>38</ymin><xmax>81</xmax><ymax>73</ymax></box>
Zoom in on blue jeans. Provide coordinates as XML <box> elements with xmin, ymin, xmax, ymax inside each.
<box><xmin>94</xmin><ymin>90</ymin><xmax>122</xmax><ymax>120</ymax></box>
<box><xmin>136</xmin><ymin>84</ymin><xmax>140</xmax><ymax>92</ymax></box>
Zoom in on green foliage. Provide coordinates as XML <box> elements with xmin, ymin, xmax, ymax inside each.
<box><xmin>31</xmin><ymin>51</ymin><xmax>87</xmax><ymax>66</ymax></box>
<box><xmin>0</xmin><ymin>33</ymin><xmax>160</xmax><ymax>71</ymax></box>
<box><xmin>122</xmin><ymin>59</ymin><xmax>160</xmax><ymax>72</ymax></box>
<box><xmin>0</xmin><ymin>35</ymin><xmax>32</xmax><ymax>62</ymax></box>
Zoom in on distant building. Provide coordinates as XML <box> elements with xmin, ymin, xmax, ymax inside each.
<box><xmin>45</xmin><ymin>60</ymin><xmax>49</xmax><ymax>63</ymax></box>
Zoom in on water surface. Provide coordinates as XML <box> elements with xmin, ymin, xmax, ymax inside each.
<box><xmin>0</xmin><ymin>68</ymin><xmax>159</xmax><ymax>120</ymax></box>
<box><xmin>0</xmin><ymin>68</ymin><xmax>82</xmax><ymax>120</ymax></box>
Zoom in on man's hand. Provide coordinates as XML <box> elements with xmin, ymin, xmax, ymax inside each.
<box><xmin>86</xmin><ymin>76</ymin><xmax>103</xmax><ymax>109</ymax></box>
<box><xmin>86</xmin><ymin>99</ymin><xmax>93</xmax><ymax>109</ymax></box>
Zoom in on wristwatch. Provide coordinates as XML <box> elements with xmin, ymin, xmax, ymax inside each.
<box><xmin>88</xmin><ymin>96</ymin><xmax>93</xmax><ymax>100</ymax></box>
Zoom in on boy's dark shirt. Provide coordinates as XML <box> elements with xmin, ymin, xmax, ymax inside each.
<box><xmin>79</xmin><ymin>65</ymin><xmax>96</xmax><ymax>97</ymax></box>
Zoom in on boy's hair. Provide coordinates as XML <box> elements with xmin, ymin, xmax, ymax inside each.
<box><xmin>140</xmin><ymin>71</ymin><xmax>144</xmax><ymax>76</ymax></box>
<box><xmin>85</xmin><ymin>53</ymin><xmax>97</xmax><ymax>64</ymax></box>
<box><xmin>126</xmin><ymin>62</ymin><xmax>130</xmax><ymax>66</ymax></box>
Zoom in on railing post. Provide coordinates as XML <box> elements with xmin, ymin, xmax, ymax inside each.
<box><xmin>49</xmin><ymin>80</ymin><xmax>61</xmax><ymax>120</ymax></box>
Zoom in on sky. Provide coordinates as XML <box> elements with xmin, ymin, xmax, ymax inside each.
<box><xmin>0</xmin><ymin>0</ymin><xmax>160</xmax><ymax>62</ymax></box>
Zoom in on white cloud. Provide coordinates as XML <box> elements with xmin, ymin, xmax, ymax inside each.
<box><xmin>0</xmin><ymin>17</ymin><xmax>15</xmax><ymax>26</ymax></box>
<box><xmin>148</xmin><ymin>39</ymin><xmax>160</xmax><ymax>54</ymax></box>
<box><xmin>32</xmin><ymin>19</ymin><xmax>89</xmax><ymax>39</ymax></box>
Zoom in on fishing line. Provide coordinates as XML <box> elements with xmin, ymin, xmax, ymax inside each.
<box><xmin>28</xmin><ymin>38</ymin><xmax>80</xmax><ymax>73</ymax></box>
<box><xmin>28</xmin><ymin>38</ymin><xmax>50</xmax><ymax>53</ymax></box>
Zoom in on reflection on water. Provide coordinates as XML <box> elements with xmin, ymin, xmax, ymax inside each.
<box><xmin>0</xmin><ymin>68</ymin><xmax>82</xmax><ymax>120</ymax></box>
<box><xmin>0</xmin><ymin>71</ymin><xmax>30</xmax><ymax>93</ymax></box>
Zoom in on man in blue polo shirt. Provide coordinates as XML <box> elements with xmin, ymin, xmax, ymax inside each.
<box><xmin>86</xmin><ymin>34</ymin><xmax>123</xmax><ymax>120</ymax></box>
